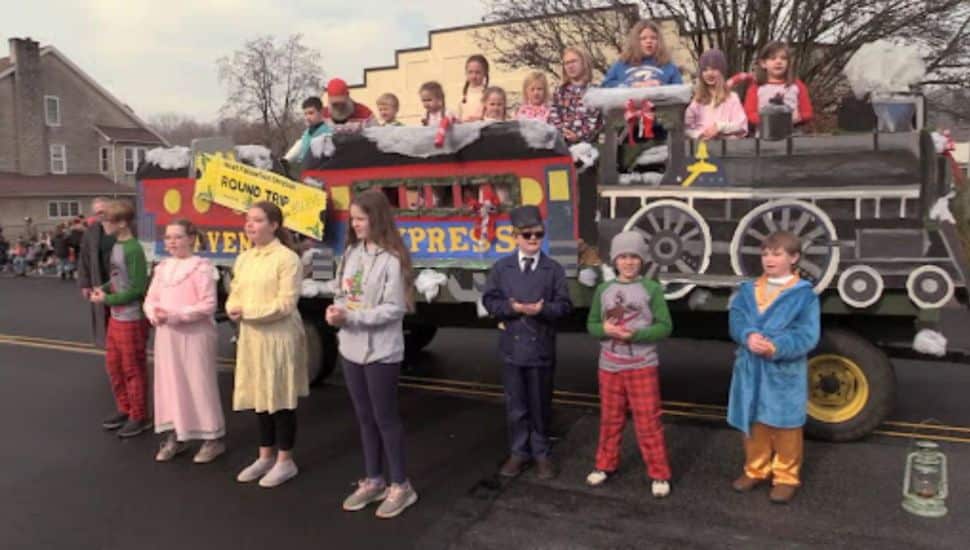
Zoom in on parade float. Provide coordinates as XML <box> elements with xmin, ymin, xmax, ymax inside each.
<box><xmin>136</xmin><ymin>79</ymin><xmax>967</xmax><ymax>442</ymax></box>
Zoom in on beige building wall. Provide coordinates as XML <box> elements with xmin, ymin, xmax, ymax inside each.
<box><xmin>349</xmin><ymin>14</ymin><xmax>694</xmax><ymax>126</ymax></box>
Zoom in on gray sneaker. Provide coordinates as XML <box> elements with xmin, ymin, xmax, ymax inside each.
<box><xmin>375</xmin><ymin>483</ymin><xmax>418</xmax><ymax>519</ymax></box>
<box><xmin>193</xmin><ymin>440</ymin><xmax>226</xmax><ymax>464</ymax></box>
<box><xmin>342</xmin><ymin>479</ymin><xmax>388</xmax><ymax>511</ymax></box>
<box><xmin>117</xmin><ymin>419</ymin><xmax>153</xmax><ymax>438</ymax></box>
<box><xmin>155</xmin><ymin>435</ymin><xmax>188</xmax><ymax>462</ymax></box>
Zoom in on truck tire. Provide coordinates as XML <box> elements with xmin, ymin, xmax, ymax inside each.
<box><xmin>404</xmin><ymin>322</ymin><xmax>438</xmax><ymax>356</ymax></box>
<box><xmin>805</xmin><ymin>328</ymin><xmax>896</xmax><ymax>442</ymax></box>
<box><xmin>304</xmin><ymin>321</ymin><xmax>338</xmax><ymax>386</ymax></box>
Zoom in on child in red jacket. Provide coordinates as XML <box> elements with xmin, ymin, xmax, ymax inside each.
<box><xmin>743</xmin><ymin>41</ymin><xmax>813</xmax><ymax>129</ymax></box>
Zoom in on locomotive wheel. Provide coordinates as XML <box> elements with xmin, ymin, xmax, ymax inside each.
<box><xmin>805</xmin><ymin>328</ymin><xmax>895</xmax><ymax>442</ymax></box>
<box><xmin>837</xmin><ymin>265</ymin><xmax>884</xmax><ymax>309</ymax></box>
<box><xmin>304</xmin><ymin>321</ymin><xmax>338</xmax><ymax>386</ymax></box>
<box><xmin>906</xmin><ymin>265</ymin><xmax>955</xmax><ymax>309</ymax></box>
<box><xmin>623</xmin><ymin>200</ymin><xmax>712</xmax><ymax>300</ymax></box>
<box><xmin>730</xmin><ymin>199</ymin><xmax>840</xmax><ymax>293</ymax></box>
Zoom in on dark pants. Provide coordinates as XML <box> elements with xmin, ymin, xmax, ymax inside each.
<box><xmin>342</xmin><ymin>358</ymin><xmax>407</xmax><ymax>484</ymax></box>
<box><xmin>503</xmin><ymin>363</ymin><xmax>554</xmax><ymax>459</ymax></box>
<box><xmin>257</xmin><ymin>409</ymin><xmax>296</xmax><ymax>451</ymax></box>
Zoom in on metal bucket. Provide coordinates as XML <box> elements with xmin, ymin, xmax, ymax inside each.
<box><xmin>759</xmin><ymin>109</ymin><xmax>793</xmax><ymax>141</ymax></box>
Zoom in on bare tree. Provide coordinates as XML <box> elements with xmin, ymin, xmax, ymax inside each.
<box><xmin>217</xmin><ymin>34</ymin><xmax>323</xmax><ymax>155</ymax></box>
<box><xmin>480</xmin><ymin>1</ymin><xmax>970</xmax><ymax>111</ymax></box>
<box><xmin>147</xmin><ymin>113</ymin><xmax>219</xmax><ymax>147</ymax></box>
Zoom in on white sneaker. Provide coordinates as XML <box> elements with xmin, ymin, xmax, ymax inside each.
<box><xmin>258</xmin><ymin>460</ymin><xmax>299</xmax><ymax>488</ymax></box>
<box><xmin>375</xmin><ymin>483</ymin><xmax>418</xmax><ymax>519</ymax></box>
<box><xmin>236</xmin><ymin>457</ymin><xmax>274</xmax><ymax>483</ymax></box>
<box><xmin>651</xmin><ymin>480</ymin><xmax>670</xmax><ymax>498</ymax></box>
<box><xmin>586</xmin><ymin>470</ymin><xmax>610</xmax><ymax>486</ymax></box>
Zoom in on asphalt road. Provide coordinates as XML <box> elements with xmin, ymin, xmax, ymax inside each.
<box><xmin>2</xmin><ymin>276</ymin><xmax>969</xmax><ymax>549</ymax></box>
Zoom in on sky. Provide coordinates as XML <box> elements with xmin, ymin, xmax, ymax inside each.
<box><xmin>4</xmin><ymin>1</ymin><xmax>488</xmax><ymax>122</ymax></box>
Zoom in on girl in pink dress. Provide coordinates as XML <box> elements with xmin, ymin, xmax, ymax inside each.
<box><xmin>144</xmin><ymin>219</ymin><xmax>226</xmax><ymax>463</ymax></box>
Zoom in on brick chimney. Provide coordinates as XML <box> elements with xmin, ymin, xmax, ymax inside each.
<box><xmin>10</xmin><ymin>38</ymin><xmax>46</xmax><ymax>176</ymax></box>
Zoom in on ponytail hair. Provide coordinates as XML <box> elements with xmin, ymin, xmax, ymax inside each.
<box><xmin>251</xmin><ymin>201</ymin><xmax>296</xmax><ymax>251</ymax></box>
<box><xmin>168</xmin><ymin>218</ymin><xmax>205</xmax><ymax>251</ymax></box>
<box><xmin>462</xmin><ymin>54</ymin><xmax>490</xmax><ymax>105</ymax></box>
<box><xmin>419</xmin><ymin>81</ymin><xmax>446</xmax><ymax>126</ymax></box>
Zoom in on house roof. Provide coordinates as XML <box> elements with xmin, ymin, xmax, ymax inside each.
<box><xmin>0</xmin><ymin>44</ymin><xmax>169</xmax><ymax>147</ymax></box>
<box><xmin>0</xmin><ymin>173</ymin><xmax>136</xmax><ymax>197</ymax></box>
<box><xmin>95</xmin><ymin>125</ymin><xmax>165</xmax><ymax>144</ymax></box>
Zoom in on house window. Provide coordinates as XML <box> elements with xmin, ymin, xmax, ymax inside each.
<box><xmin>45</xmin><ymin>96</ymin><xmax>61</xmax><ymax>126</ymax></box>
<box><xmin>47</xmin><ymin>200</ymin><xmax>80</xmax><ymax>219</ymax></box>
<box><xmin>50</xmin><ymin>144</ymin><xmax>67</xmax><ymax>174</ymax></box>
<box><xmin>124</xmin><ymin>146</ymin><xmax>147</xmax><ymax>174</ymax></box>
<box><xmin>100</xmin><ymin>147</ymin><xmax>112</xmax><ymax>173</ymax></box>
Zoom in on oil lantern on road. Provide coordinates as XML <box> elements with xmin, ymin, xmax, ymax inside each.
<box><xmin>902</xmin><ymin>441</ymin><xmax>948</xmax><ymax>518</ymax></box>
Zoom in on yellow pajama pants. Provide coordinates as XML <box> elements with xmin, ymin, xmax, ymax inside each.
<box><xmin>743</xmin><ymin>422</ymin><xmax>803</xmax><ymax>486</ymax></box>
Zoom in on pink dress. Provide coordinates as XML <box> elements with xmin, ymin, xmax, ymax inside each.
<box><xmin>144</xmin><ymin>256</ymin><xmax>224</xmax><ymax>441</ymax></box>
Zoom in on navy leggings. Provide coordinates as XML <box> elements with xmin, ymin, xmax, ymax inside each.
<box><xmin>341</xmin><ymin>358</ymin><xmax>407</xmax><ymax>484</ymax></box>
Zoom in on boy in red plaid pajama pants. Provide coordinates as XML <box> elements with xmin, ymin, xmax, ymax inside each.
<box><xmin>90</xmin><ymin>200</ymin><xmax>151</xmax><ymax>439</ymax></box>
<box><xmin>585</xmin><ymin>231</ymin><xmax>673</xmax><ymax>497</ymax></box>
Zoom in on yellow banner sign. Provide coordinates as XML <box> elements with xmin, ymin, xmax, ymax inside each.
<box><xmin>194</xmin><ymin>153</ymin><xmax>327</xmax><ymax>239</ymax></box>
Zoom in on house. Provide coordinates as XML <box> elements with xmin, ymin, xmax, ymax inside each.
<box><xmin>0</xmin><ymin>37</ymin><xmax>168</xmax><ymax>237</ymax></box>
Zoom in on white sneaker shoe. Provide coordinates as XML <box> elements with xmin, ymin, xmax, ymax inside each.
<box><xmin>651</xmin><ymin>480</ymin><xmax>670</xmax><ymax>498</ymax></box>
<box><xmin>236</xmin><ymin>457</ymin><xmax>274</xmax><ymax>483</ymax></box>
<box><xmin>258</xmin><ymin>460</ymin><xmax>299</xmax><ymax>488</ymax></box>
<box><xmin>586</xmin><ymin>470</ymin><xmax>610</xmax><ymax>486</ymax></box>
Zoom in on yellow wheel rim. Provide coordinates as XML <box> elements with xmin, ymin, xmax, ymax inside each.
<box><xmin>807</xmin><ymin>354</ymin><xmax>869</xmax><ymax>423</ymax></box>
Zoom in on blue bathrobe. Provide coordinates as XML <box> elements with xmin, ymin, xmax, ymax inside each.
<box><xmin>727</xmin><ymin>279</ymin><xmax>820</xmax><ymax>434</ymax></box>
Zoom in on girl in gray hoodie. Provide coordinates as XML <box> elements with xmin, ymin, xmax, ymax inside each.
<box><xmin>325</xmin><ymin>189</ymin><xmax>417</xmax><ymax>519</ymax></box>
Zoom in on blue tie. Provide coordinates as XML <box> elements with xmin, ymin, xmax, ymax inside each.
<box><xmin>522</xmin><ymin>257</ymin><xmax>534</xmax><ymax>274</ymax></box>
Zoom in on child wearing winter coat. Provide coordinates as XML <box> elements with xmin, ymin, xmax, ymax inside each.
<box><xmin>727</xmin><ymin>230</ymin><xmax>820</xmax><ymax>504</ymax></box>
<box><xmin>585</xmin><ymin>231</ymin><xmax>673</xmax><ymax>497</ymax></box>
<box><xmin>685</xmin><ymin>49</ymin><xmax>748</xmax><ymax>140</ymax></box>
<box><xmin>743</xmin><ymin>41</ymin><xmax>814</xmax><ymax>128</ymax></box>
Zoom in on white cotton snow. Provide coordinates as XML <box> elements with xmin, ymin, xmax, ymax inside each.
<box><xmin>583</xmin><ymin>85</ymin><xmax>693</xmax><ymax>111</ymax></box>
<box><xmin>578</xmin><ymin>267</ymin><xmax>599</xmax><ymax>287</ymax></box>
<box><xmin>601</xmin><ymin>265</ymin><xmax>617</xmax><ymax>282</ymax></box>
<box><xmin>913</xmin><ymin>329</ymin><xmax>947</xmax><ymax>357</ymax></box>
<box><xmin>636</xmin><ymin>145</ymin><xmax>668</xmax><ymax>166</ymax></box>
<box><xmin>415</xmin><ymin>269</ymin><xmax>449</xmax><ymax>302</ymax></box>
<box><xmin>570</xmin><ymin>142</ymin><xmax>599</xmax><ymax>173</ymax></box>
<box><xmin>843</xmin><ymin>40</ymin><xmax>926</xmax><ymax>99</ymax></box>
<box><xmin>146</xmin><ymin>146</ymin><xmax>191</xmax><ymax>170</ymax></box>
<box><xmin>931</xmin><ymin>132</ymin><xmax>950</xmax><ymax>154</ymax></box>
<box><xmin>363</xmin><ymin>123</ymin><xmax>487</xmax><ymax>158</ymax></box>
<box><xmin>234</xmin><ymin>145</ymin><xmax>273</xmax><ymax>170</ymax></box>
<box><xmin>688</xmin><ymin>288</ymin><xmax>711</xmax><ymax>310</ymax></box>
<box><xmin>516</xmin><ymin>119</ymin><xmax>559</xmax><ymax>150</ymax></box>
<box><xmin>618</xmin><ymin>172</ymin><xmax>664</xmax><ymax>186</ymax></box>
<box><xmin>310</xmin><ymin>134</ymin><xmax>335</xmax><ymax>158</ymax></box>
<box><xmin>929</xmin><ymin>191</ymin><xmax>957</xmax><ymax>224</ymax></box>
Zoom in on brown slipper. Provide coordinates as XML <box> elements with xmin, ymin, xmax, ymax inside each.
<box><xmin>732</xmin><ymin>475</ymin><xmax>767</xmax><ymax>493</ymax></box>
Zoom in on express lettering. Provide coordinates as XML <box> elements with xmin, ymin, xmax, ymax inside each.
<box><xmin>398</xmin><ymin>224</ymin><xmax>515</xmax><ymax>255</ymax></box>
<box><xmin>199</xmin><ymin>230</ymin><xmax>251</xmax><ymax>254</ymax></box>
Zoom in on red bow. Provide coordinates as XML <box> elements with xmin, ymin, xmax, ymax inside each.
<box><xmin>726</xmin><ymin>72</ymin><xmax>755</xmax><ymax>89</ymax></box>
<box><xmin>434</xmin><ymin>116</ymin><xmax>453</xmax><ymax>148</ymax></box>
<box><xmin>624</xmin><ymin>99</ymin><xmax>655</xmax><ymax>144</ymax></box>
<box><xmin>468</xmin><ymin>187</ymin><xmax>499</xmax><ymax>243</ymax></box>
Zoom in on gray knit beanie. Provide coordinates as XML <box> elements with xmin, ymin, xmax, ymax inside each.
<box><xmin>610</xmin><ymin>230</ymin><xmax>649</xmax><ymax>264</ymax></box>
<box><xmin>698</xmin><ymin>48</ymin><xmax>728</xmax><ymax>76</ymax></box>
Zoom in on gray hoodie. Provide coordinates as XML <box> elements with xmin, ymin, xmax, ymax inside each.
<box><xmin>334</xmin><ymin>242</ymin><xmax>407</xmax><ymax>365</ymax></box>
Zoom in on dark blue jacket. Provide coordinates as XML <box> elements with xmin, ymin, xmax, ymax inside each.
<box><xmin>482</xmin><ymin>253</ymin><xmax>573</xmax><ymax>367</ymax></box>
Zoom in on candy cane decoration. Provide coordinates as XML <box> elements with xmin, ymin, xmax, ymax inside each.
<box><xmin>434</xmin><ymin>116</ymin><xmax>453</xmax><ymax>148</ymax></box>
<box><xmin>470</xmin><ymin>187</ymin><xmax>499</xmax><ymax>243</ymax></box>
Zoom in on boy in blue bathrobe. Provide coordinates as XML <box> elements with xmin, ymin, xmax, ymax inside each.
<box><xmin>482</xmin><ymin>205</ymin><xmax>573</xmax><ymax>480</ymax></box>
<box><xmin>727</xmin><ymin>230</ymin><xmax>820</xmax><ymax>504</ymax></box>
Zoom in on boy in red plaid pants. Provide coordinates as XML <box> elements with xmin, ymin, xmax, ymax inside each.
<box><xmin>585</xmin><ymin>231</ymin><xmax>673</xmax><ymax>497</ymax></box>
<box><xmin>90</xmin><ymin>200</ymin><xmax>151</xmax><ymax>439</ymax></box>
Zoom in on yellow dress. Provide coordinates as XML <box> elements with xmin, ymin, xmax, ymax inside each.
<box><xmin>226</xmin><ymin>238</ymin><xmax>308</xmax><ymax>413</ymax></box>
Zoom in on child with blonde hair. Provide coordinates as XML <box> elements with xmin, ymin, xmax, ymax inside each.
<box><xmin>685</xmin><ymin>49</ymin><xmax>747</xmax><ymax>140</ymax></box>
<box><xmin>481</xmin><ymin>86</ymin><xmax>508</xmax><ymax>121</ymax></box>
<box><xmin>376</xmin><ymin>93</ymin><xmax>402</xmax><ymax>126</ymax></box>
<box><xmin>515</xmin><ymin>71</ymin><xmax>550</xmax><ymax>122</ymax></box>
<box><xmin>549</xmin><ymin>46</ymin><xmax>603</xmax><ymax>144</ymax></box>
<box><xmin>743</xmin><ymin>41</ymin><xmax>813</xmax><ymax>128</ymax></box>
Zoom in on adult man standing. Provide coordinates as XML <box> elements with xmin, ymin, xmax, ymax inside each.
<box><xmin>77</xmin><ymin>197</ymin><xmax>116</xmax><ymax>346</ymax></box>
<box><xmin>323</xmin><ymin>78</ymin><xmax>375</xmax><ymax>133</ymax></box>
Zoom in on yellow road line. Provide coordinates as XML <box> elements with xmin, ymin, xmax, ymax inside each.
<box><xmin>5</xmin><ymin>333</ymin><xmax>970</xmax><ymax>443</ymax></box>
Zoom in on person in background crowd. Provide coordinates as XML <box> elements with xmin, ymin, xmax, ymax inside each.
<box><xmin>603</xmin><ymin>20</ymin><xmax>682</xmax><ymax>88</ymax></box>
<box><xmin>327</xmin><ymin>190</ymin><xmax>418</xmax><ymax>519</ymax></box>
<box><xmin>144</xmin><ymin>219</ymin><xmax>226</xmax><ymax>464</ymax></box>
<box><xmin>419</xmin><ymin>81</ymin><xmax>454</xmax><ymax>127</ymax></box>
<box><xmin>228</xmin><ymin>201</ymin><xmax>309</xmax><ymax>488</ymax></box>
<box><xmin>0</xmin><ymin>227</ymin><xmax>8</xmax><ymax>271</ymax></box>
<box><xmin>515</xmin><ymin>71</ymin><xmax>551</xmax><ymax>122</ymax></box>
<box><xmin>78</xmin><ymin>197</ymin><xmax>116</xmax><ymax>347</ymax></box>
<box><xmin>11</xmin><ymin>238</ymin><xmax>27</xmax><ymax>276</ymax></box>
<box><xmin>52</xmin><ymin>224</ymin><xmax>73</xmax><ymax>280</ymax></box>
<box><xmin>323</xmin><ymin>78</ymin><xmax>375</xmax><ymax>133</ymax></box>
<box><xmin>376</xmin><ymin>93</ymin><xmax>403</xmax><ymax>126</ymax></box>
<box><xmin>457</xmin><ymin>55</ymin><xmax>490</xmax><ymax>122</ymax></box>
<box><xmin>685</xmin><ymin>49</ymin><xmax>748</xmax><ymax>140</ymax></box>
<box><xmin>548</xmin><ymin>47</ymin><xmax>603</xmax><ymax>145</ymax></box>
<box><xmin>283</xmin><ymin>96</ymin><xmax>332</xmax><ymax>167</ymax></box>
<box><xmin>90</xmin><ymin>199</ymin><xmax>152</xmax><ymax>439</ymax></box>
<box><xmin>482</xmin><ymin>206</ymin><xmax>573</xmax><ymax>481</ymax></box>
<box><xmin>743</xmin><ymin>41</ymin><xmax>813</xmax><ymax>129</ymax></box>
<box><xmin>482</xmin><ymin>86</ymin><xmax>509</xmax><ymax>122</ymax></box>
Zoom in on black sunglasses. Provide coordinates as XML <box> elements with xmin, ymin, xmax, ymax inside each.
<box><xmin>518</xmin><ymin>230</ymin><xmax>545</xmax><ymax>240</ymax></box>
